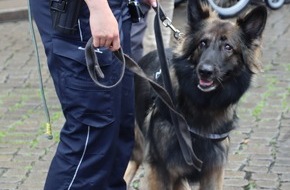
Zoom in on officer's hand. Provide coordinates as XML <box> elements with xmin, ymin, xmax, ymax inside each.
<box><xmin>143</xmin><ymin>0</ymin><xmax>157</xmax><ymax>7</ymax></box>
<box><xmin>85</xmin><ymin>0</ymin><xmax>120</xmax><ymax>51</ymax></box>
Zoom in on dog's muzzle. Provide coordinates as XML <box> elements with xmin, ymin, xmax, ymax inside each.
<box><xmin>197</xmin><ymin>64</ymin><xmax>218</xmax><ymax>92</ymax></box>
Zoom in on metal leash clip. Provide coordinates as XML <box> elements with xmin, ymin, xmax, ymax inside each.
<box><xmin>161</xmin><ymin>16</ymin><xmax>183</xmax><ymax>40</ymax></box>
<box><xmin>153</xmin><ymin>5</ymin><xmax>184</xmax><ymax>40</ymax></box>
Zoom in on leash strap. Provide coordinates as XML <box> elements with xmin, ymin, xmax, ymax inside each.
<box><xmin>152</xmin><ymin>3</ymin><xmax>202</xmax><ymax>170</ymax></box>
<box><xmin>85</xmin><ymin>37</ymin><xmax>126</xmax><ymax>89</ymax></box>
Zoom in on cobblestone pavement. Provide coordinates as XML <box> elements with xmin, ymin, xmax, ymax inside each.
<box><xmin>0</xmin><ymin>3</ymin><xmax>290</xmax><ymax>190</ymax></box>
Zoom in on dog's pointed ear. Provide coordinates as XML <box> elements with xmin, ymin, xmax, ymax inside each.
<box><xmin>237</xmin><ymin>6</ymin><xmax>267</xmax><ymax>41</ymax></box>
<box><xmin>238</xmin><ymin>6</ymin><xmax>267</xmax><ymax>74</ymax></box>
<box><xmin>187</xmin><ymin>0</ymin><xmax>210</xmax><ymax>28</ymax></box>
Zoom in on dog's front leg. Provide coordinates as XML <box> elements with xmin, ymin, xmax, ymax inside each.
<box><xmin>124</xmin><ymin>124</ymin><xmax>144</xmax><ymax>184</ymax></box>
<box><xmin>173</xmin><ymin>178</ymin><xmax>191</xmax><ymax>190</ymax></box>
<box><xmin>142</xmin><ymin>163</ymin><xmax>191</xmax><ymax>190</ymax></box>
<box><xmin>141</xmin><ymin>163</ymin><xmax>168</xmax><ymax>190</ymax></box>
<box><xmin>199</xmin><ymin>167</ymin><xmax>224</xmax><ymax>190</ymax></box>
<box><xmin>141</xmin><ymin>163</ymin><xmax>175</xmax><ymax>190</ymax></box>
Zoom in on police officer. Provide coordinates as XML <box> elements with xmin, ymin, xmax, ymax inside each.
<box><xmin>29</xmin><ymin>0</ymin><xmax>156</xmax><ymax>189</ymax></box>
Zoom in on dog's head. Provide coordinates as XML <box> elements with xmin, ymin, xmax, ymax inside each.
<box><xmin>176</xmin><ymin>1</ymin><xmax>267</xmax><ymax>93</ymax></box>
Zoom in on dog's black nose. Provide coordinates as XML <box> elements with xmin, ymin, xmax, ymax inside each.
<box><xmin>198</xmin><ymin>64</ymin><xmax>214</xmax><ymax>78</ymax></box>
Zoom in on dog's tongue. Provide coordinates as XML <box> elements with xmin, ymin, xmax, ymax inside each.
<box><xmin>199</xmin><ymin>79</ymin><xmax>213</xmax><ymax>87</ymax></box>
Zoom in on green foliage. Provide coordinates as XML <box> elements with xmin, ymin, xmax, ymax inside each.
<box><xmin>244</xmin><ymin>181</ymin><xmax>257</xmax><ymax>190</ymax></box>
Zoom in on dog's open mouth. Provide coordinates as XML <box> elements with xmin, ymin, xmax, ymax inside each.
<box><xmin>198</xmin><ymin>79</ymin><xmax>217</xmax><ymax>92</ymax></box>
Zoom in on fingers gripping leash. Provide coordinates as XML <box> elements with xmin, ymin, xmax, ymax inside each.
<box><xmin>85</xmin><ymin>37</ymin><xmax>126</xmax><ymax>89</ymax></box>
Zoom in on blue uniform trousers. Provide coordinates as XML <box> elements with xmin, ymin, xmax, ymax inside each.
<box><xmin>130</xmin><ymin>3</ymin><xmax>150</xmax><ymax>62</ymax></box>
<box><xmin>29</xmin><ymin>0</ymin><xmax>135</xmax><ymax>189</ymax></box>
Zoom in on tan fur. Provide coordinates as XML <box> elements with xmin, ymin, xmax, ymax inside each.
<box><xmin>199</xmin><ymin>168</ymin><xmax>225</xmax><ymax>190</ymax></box>
<box><xmin>124</xmin><ymin>160</ymin><xmax>139</xmax><ymax>185</ymax></box>
<box><xmin>199</xmin><ymin>138</ymin><xmax>229</xmax><ymax>190</ymax></box>
<box><xmin>124</xmin><ymin>122</ymin><xmax>144</xmax><ymax>185</ymax></box>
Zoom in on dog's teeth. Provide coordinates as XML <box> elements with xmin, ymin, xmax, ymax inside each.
<box><xmin>198</xmin><ymin>84</ymin><xmax>217</xmax><ymax>92</ymax></box>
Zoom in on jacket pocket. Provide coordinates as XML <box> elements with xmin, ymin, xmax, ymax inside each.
<box><xmin>63</xmin><ymin>75</ymin><xmax>115</xmax><ymax>128</ymax></box>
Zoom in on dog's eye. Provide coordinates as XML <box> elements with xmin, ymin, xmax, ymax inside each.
<box><xmin>224</xmin><ymin>44</ymin><xmax>233</xmax><ymax>51</ymax></box>
<box><xmin>199</xmin><ymin>40</ymin><xmax>207</xmax><ymax>49</ymax></box>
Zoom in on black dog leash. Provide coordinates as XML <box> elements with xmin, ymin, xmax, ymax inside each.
<box><xmin>152</xmin><ymin>3</ymin><xmax>202</xmax><ymax>170</ymax></box>
<box><xmin>85</xmin><ymin>37</ymin><xmax>126</xmax><ymax>89</ymax></box>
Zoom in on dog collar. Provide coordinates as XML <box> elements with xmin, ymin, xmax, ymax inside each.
<box><xmin>187</xmin><ymin>125</ymin><xmax>233</xmax><ymax>141</ymax></box>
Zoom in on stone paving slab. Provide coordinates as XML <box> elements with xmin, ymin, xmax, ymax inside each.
<box><xmin>0</xmin><ymin>0</ymin><xmax>27</xmax><ymax>22</ymax></box>
<box><xmin>0</xmin><ymin>2</ymin><xmax>289</xmax><ymax>190</ymax></box>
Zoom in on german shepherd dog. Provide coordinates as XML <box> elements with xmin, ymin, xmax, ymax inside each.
<box><xmin>125</xmin><ymin>1</ymin><xmax>267</xmax><ymax>189</ymax></box>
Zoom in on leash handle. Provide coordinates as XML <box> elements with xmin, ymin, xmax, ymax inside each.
<box><xmin>85</xmin><ymin>37</ymin><xmax>126</xmax><ymax>89</ymax></box>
